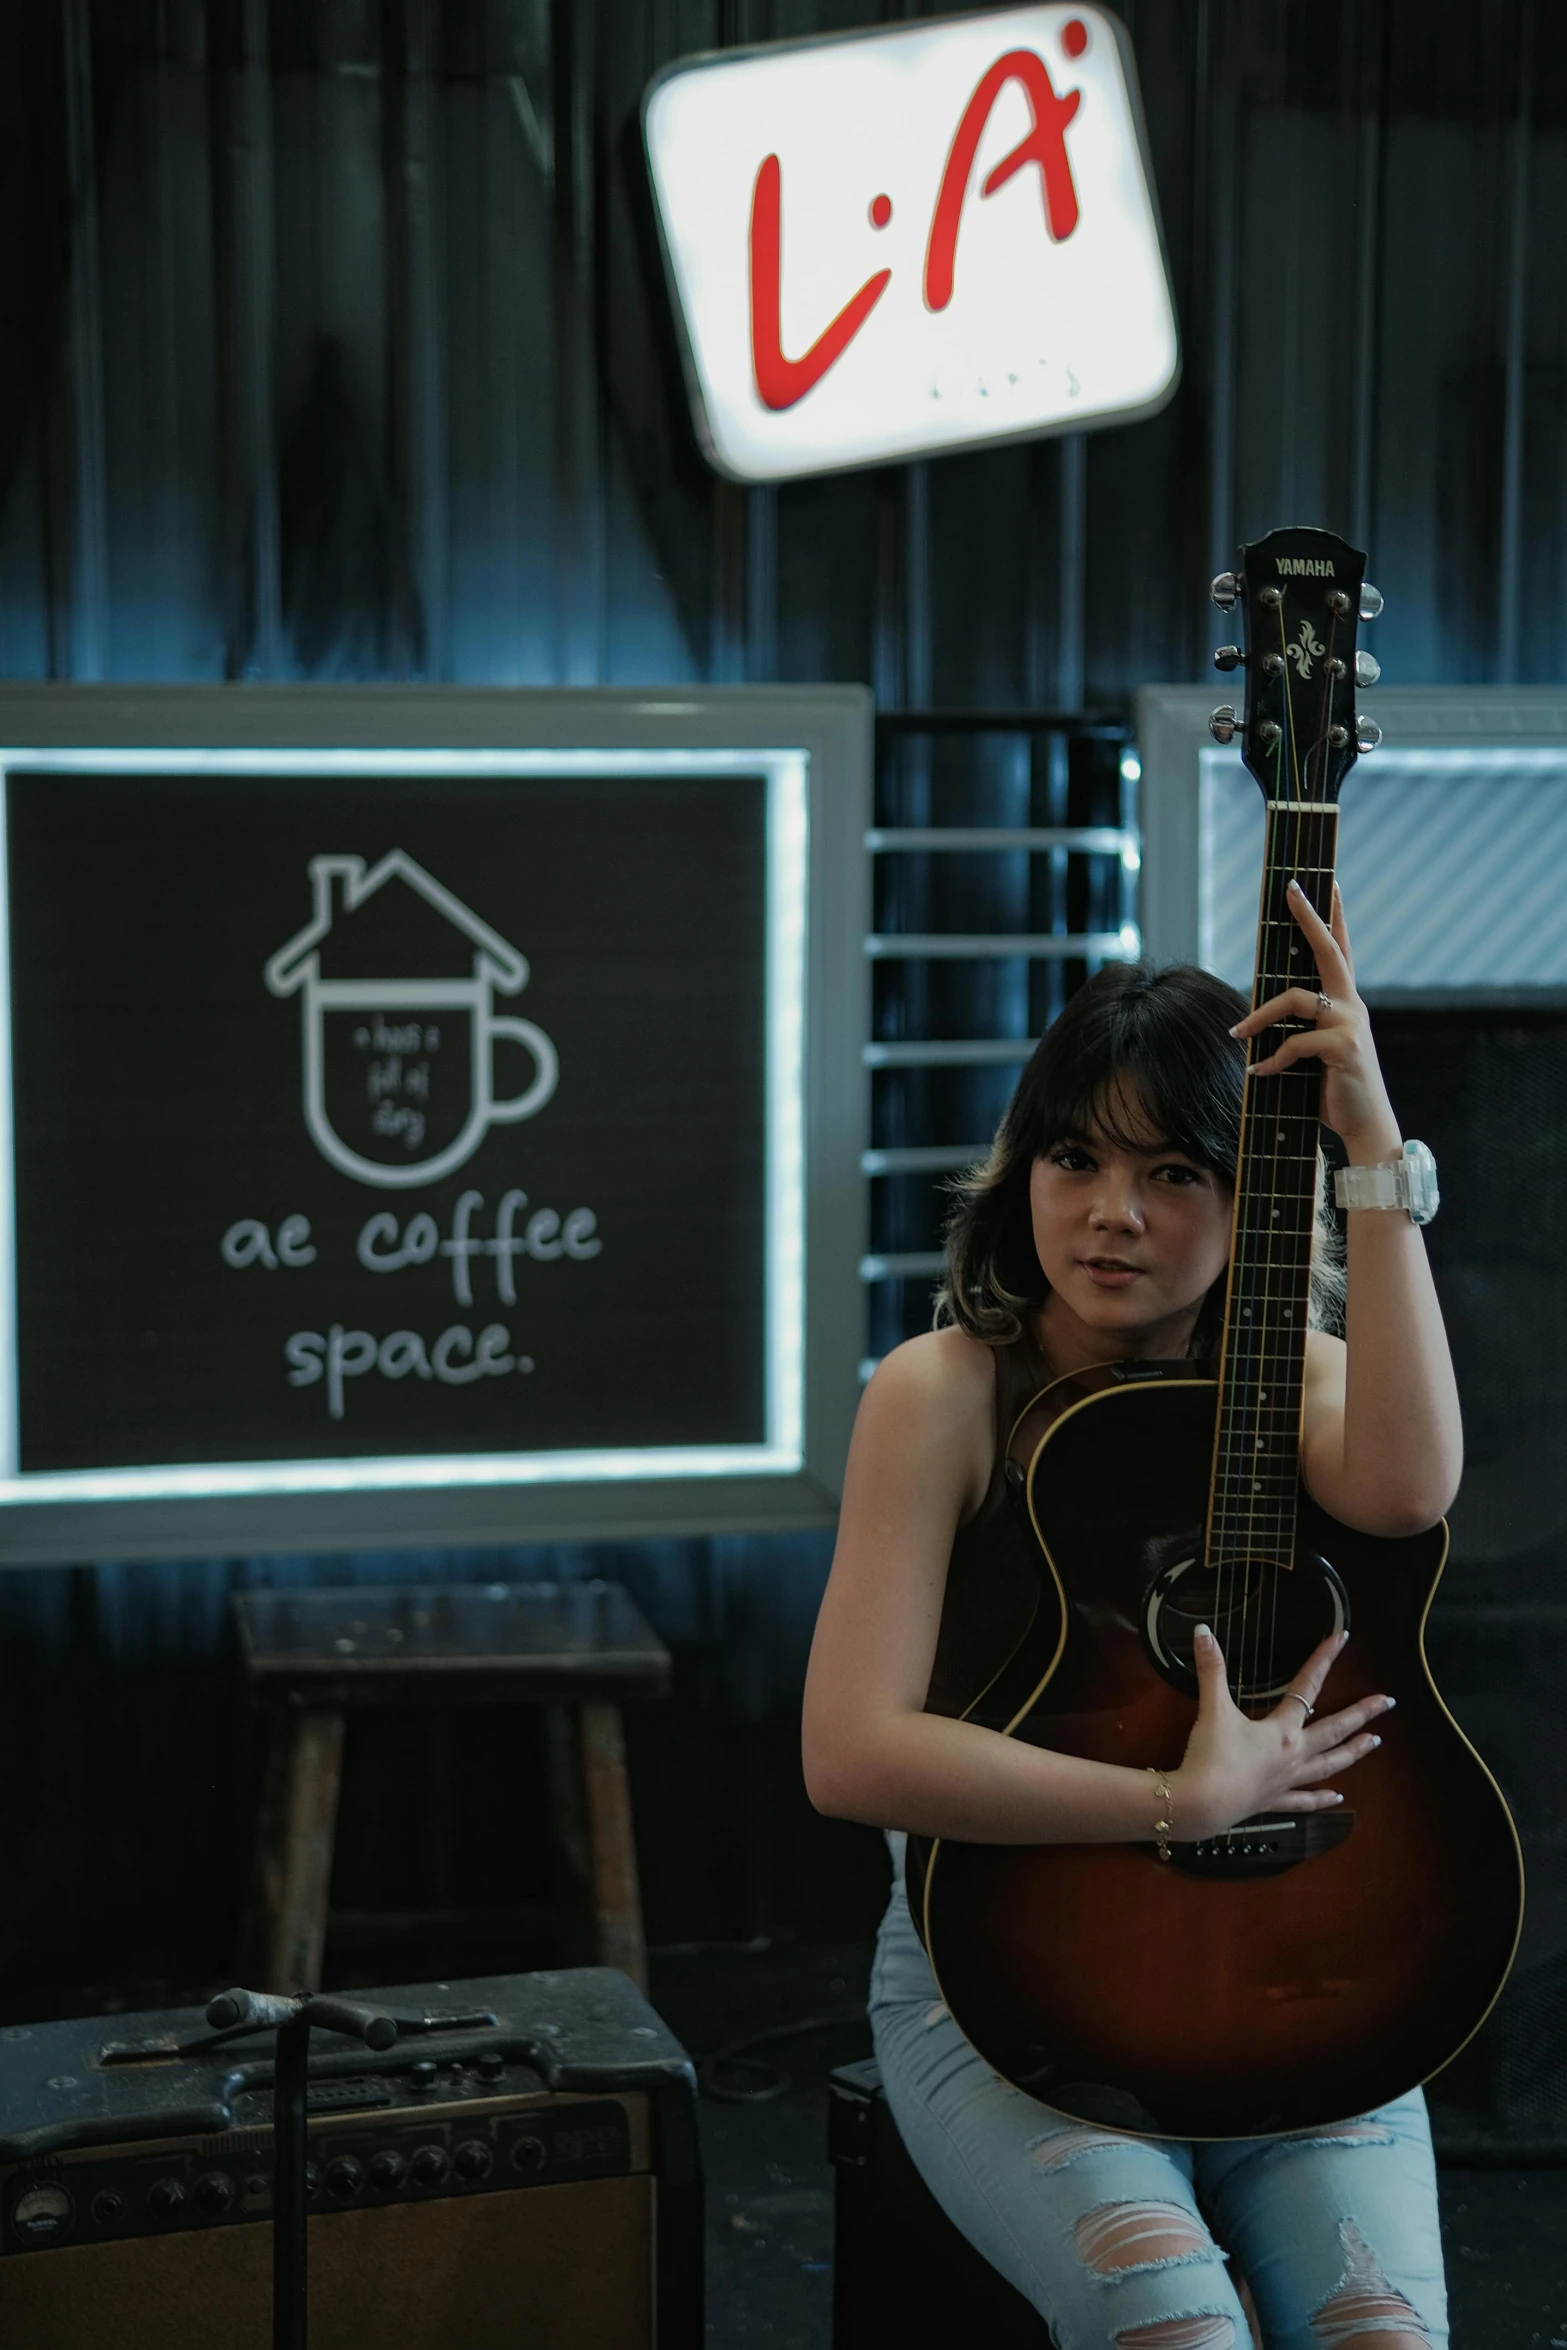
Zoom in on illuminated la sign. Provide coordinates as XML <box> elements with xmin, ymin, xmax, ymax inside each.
<box><xmin>643</xmin><ymin>4</ymin><xmax>1178</xmax><ymax>482</ymax></box>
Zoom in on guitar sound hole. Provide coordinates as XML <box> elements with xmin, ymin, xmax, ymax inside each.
<box><xmin>1141</xmin><ymin>1553</ymin><xmax>1349</xmax><ymax>1704</ymax></box>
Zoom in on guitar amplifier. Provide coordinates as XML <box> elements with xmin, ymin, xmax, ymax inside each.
<box><xmin>0</xmin><ymin>1968</ymin><xmax>701</xmax><ymax>2350</ymax></box>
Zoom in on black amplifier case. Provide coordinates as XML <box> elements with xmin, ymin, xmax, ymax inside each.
<box><xmin>0</xmin><ymin>1969</ymin><xmax>701</xmax><ymax>2349</ymax></box>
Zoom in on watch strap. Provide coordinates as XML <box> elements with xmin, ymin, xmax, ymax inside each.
<box><xmin>1334</xmin><ymin>1161</ymin><xmax>1403</xmax><ymax>1212</ymax></box>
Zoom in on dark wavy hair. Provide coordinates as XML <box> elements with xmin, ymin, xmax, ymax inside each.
<box><xmin>936</xmin><ymin>962</ymin><xmax>1249</xmax><ymax>1349</ymax></box>
<box><xmin>937</xmin><ymin>960</ymin><xmax>1346</xmax><ymax>1350</ymax></box>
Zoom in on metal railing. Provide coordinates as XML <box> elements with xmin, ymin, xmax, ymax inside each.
<box><xmin>861</xmin><ymin>711</ymin><xmax>1139</xmax><ymax>1363</ymax></box>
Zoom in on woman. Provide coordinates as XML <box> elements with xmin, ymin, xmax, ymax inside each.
<box><xmin>803</xmin><ymin>882</ymin><xmax>1459</xmax><ymax>2350</ymax></box>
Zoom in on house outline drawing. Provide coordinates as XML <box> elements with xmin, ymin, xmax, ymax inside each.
<box><xmin>265</xmin><ymin>849</ymin><xmax>559</xmax><ymax>1190</ymax></box>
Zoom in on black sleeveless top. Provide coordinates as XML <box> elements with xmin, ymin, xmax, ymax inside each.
<box><xmin>922</xmin><ymin>1327</ymin><xmax>1057</xmax><ymax>1724</ymax></box>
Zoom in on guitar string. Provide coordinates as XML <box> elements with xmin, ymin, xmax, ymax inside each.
<box><xmin>1258</xmin><ymin>607</ymin><xmax>1321</xmax><ymax>1704</ymax></box>
<box><xmin>1213</xmin><ymin>725</ymin><xmax>1278</xmax><ymax>1699</ymax></box>
<box><xmin>1221</xmin><ymin>698</ymin><xmax>1288</xmax><ymax>1701</ymax></box>
<box><xmin>1210</xmin><ymin>574</ymin><xmax>1349</xmax><ymax>1715</ymax></box>
<box><xmin>1218</xmin><ymin>592</ymin><xmax>1280</xmax><ymax>1709</ymax></box>
<box><xmin>1261</xmin><ymin>599</ymin><xmax>1340</xmax><ymax>1704</ymax></box>
<box><xmin>1221</xmin><ymin>591</ymin><xmax>1337</xmax><ymax>1707</ymax></box>
<box><xmin>1239</xmin><ymin>593</ymin><xmax>1305</xmax><ymax>1706</ymax></box>
<box><xmin>1249</xmin><ymin>604</ymin><xmax>1303</xmax><ymax>1706</ymax></box>
<box><xmin>1243</xmin><ymin>874</ymin><xmax>1319</xmax><ymax>1694</ymax></box>
<box><xmin>1285</xmin><ymin>607</ymin><xmax>1341</xmax><ymax>1696</ymax></box>
<box><xmin>1232</xmin><ymin>612</ymin><xmax>1293</xmax><ymax>1710</ymax></box>
<box><xmin>1240</xmin><ymin>595</ymin><xmax>1343</xmax><ymax>1705</ymax></box>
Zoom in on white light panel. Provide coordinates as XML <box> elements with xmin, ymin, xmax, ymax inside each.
<box><xmin>1200</xmin><ymin>746</ymin><xmax>1567</xmax><ymax>993</ymax></box>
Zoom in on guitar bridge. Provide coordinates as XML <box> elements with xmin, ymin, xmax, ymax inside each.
<box><xmin>1168</xmin><ymin>1810</ymin><xmax>1355</xmax><ymax>1879</ymax></box>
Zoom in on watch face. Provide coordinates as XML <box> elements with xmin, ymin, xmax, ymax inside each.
<box><xmin>1405</xmin><ymin>1141</ymin><xmax>1439</xmax><ymax>1225</ymax></box>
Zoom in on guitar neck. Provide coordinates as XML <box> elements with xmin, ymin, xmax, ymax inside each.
<box><xmin>1206</xmin><ymin>809</ymin><xmax>1340</xmax><ymax>1567</ymax></box>
<box><xmin>1200</xmin><ymin>523</ymin><xmax>1374</xmax><ymax>1571</ymax></box>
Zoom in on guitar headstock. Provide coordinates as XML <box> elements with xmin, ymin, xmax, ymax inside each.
<box><xmin>1208</xmin><ymin>526</ymin><xmax>1383</xmax><ymax>806</ymax></box>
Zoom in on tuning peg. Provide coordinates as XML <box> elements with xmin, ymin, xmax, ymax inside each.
<box><xmin>1212</xmin><ymin>645</ymin><xmax>1243</xmax><ymax>672</ymax></box>
<box><xmin>1355</xmin><ymin>650</ymin><xmax>1381</xmax><ymax>686</ymax></box>
<box><xmin>1210</xmin><ymin>572</ymin><xmax>1239</xmax><ymax>610</ymax></box>
<box><xmin>1209</xmin><ymin>705</ymin><xmax>1238</xmax><ymax>744</ymax></box>
<box><xmin>1359</xmin><ymin>582</ymin><xmax>1384</xmax><ymax>620</ymax></box>
<box><xmin>1355</xmin><ymin>718</ymin><xmax>1382</xmax><ymax>752</ymax></box>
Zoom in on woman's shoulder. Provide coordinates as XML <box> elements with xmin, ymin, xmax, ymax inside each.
<box><xmin>865</xmin><ymin>1325</ymin><xmax>997</xmax><ymax>1415</ymax></box>
<box><xmin>858</xmin><ymin>1328</ymin><xmax>998</xmax><ymax>1516</ymax></box>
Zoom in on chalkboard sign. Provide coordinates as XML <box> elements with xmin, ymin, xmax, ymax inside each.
<box><xmin>0</xmin><ymin>688</ymin><xmax>870</xmax><ymax>1562</ymax></box>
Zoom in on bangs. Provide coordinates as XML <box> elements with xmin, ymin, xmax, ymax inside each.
<box><xmin>1022</xmin><ymin>978</ymin><xmax>1244</xmax><ymax>1185</ymax></box>
<box><xmin>1037</xmin><ymin>1066</ymin><xmax>1233</xmax><ymax>1182</ymax></box>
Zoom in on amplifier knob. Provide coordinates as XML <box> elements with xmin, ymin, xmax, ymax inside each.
<box><xmin>193</xmin><ymin>2172</ymin><xmax>235</xmax><ymax>2215</ymax></box>
<box><xmin>454</xmin><ymin>2140</ymin><xmax>493</xmax><ymax>2182</ymax></box>
<box><xmin>91</xmin><ymin>2189</ymin><xmax>127</xmax><ymax>2228</ymax></box>
<box><xmin>476</xmin><ymin>2051</ymin><xmax>505</xmax><ymax>2081</ymax></box>
<box><xmin>511</xmin><ymin>2136</ymin><xmax>547</xmax><ymax>2175</ymax></box>
<box><xmin>409</xmin><ymin>2059</ymin><xmax>438</xmax><ymax>2089</ymax></box>
<box><xmin>148</xmin><ymin>2177</ymin><xmax>186</xmax><ymax>2220</ymax></box>
<box><xmin>304</xmin><ymin>2163</ymin><xmax>321</xmax><ymax>2201</ymax></box>
<box><xmin>324</xmin><ymin>2157</ymin><xmax>365</xmax><ymax>2200</ymax></box>
<box><xmin>368</xmin><ymin>2151</ymin><xmax>408</xmax><ymax>2191</ymax></box>
<box><xmin>411</xmin><ymin>2144</ymin><xmax>449</xmax><ymax>2187</ymax></box>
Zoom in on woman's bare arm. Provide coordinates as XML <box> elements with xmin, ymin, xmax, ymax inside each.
<box><xmin>1238</xmin><ymin>881</ymin><xmax>1462</xmax><ymax>1536</ymax></box>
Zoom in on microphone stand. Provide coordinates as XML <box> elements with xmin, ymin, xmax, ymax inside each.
<box><xmin>206</xmin><ymin>1988</ymin><xmax>399</xmax><ymax>2350</ymax></box>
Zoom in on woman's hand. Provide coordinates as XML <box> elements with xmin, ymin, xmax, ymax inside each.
<box><xmin>1170</xmin><ymin>1624</ymin><xmax>1393</xmax><ymax>1842</ymax></box>
<box><xmin>1230</xmin><ymin>880</ymin><xmax>1399</xmax><ymax>1157</ymax></box>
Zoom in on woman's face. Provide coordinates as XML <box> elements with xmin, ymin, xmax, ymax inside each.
<box><xmin>1028</xmin><ymin>1085</ymin><xmax>1234</xmax><ymax>1362</ymax></box>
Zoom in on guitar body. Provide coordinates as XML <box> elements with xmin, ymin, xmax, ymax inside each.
<box><xmin>916</xmin><ymin>1363</ymin><xmax>1525</xmax><ymax>2139</ymax></box>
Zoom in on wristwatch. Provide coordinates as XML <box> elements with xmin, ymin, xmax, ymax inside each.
<box><xmin>1333</xmin><ymin>1139</ymin><xmax>1440</xmax><ymax>1227</ymax></box>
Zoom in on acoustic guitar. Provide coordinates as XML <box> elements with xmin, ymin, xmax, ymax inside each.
<box><xmin>910</xmin><ymin>526</ymin><xmax>1523</xmax><ymax>2139</ymax></box>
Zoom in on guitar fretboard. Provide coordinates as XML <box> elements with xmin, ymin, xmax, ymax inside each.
<box><xmin>1207</xmin><ymin>808</ymin><xmax>1339</xmax><ymax>1566</ymax></box>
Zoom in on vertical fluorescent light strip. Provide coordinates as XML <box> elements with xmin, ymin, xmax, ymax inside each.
<box><xmin>0</xmin><ymin>771</ymin><xmax>13</xmax><ymax>1480</ymax></box>
<box><xmin>767</xmin><ymin>754</ymin><xmax>809</xmax><ymax>1465</ymax></box>
<box><xmin>1198</xmin><ymin>749</ymin><xmax>1225</xmax><ymax>975</ymax></box>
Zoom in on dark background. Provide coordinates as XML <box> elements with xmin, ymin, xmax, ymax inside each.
<box><xmin>0</xmin><ymin>0</ymin><xmax>1562</xmax><ymax>2032</ymax></box>
<box><xmin>7</xmin><ymin>765</ymin><xmax>767</xmax><ymax>1468</ymax></box>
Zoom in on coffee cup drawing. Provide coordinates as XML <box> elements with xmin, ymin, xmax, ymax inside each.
<box><xmin>265</xmin><ymin>851</ymin><xmax>558</xmax><ymax>1189</ymax></box>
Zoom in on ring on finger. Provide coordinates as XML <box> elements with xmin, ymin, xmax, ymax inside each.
<box><xmin>1316</xmin><ymin>992</ymin><xmax>1334</xmax><ymax>1017</ymax></box>
<box><xmin>1283</xmin><ymin>1691</ymin><xmax>1314</xmax><ymax>1720</ymax></box>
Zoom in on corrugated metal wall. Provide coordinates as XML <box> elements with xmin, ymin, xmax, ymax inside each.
<box><xmin>1</xmin><ymin>0</ymin><xmax>1564</xmax><ymax>1997</ymax></box>
<box><xmin>8</xmin><ymin>0</ymin><xmax>1564</xmax><ymax>699</ymax></box>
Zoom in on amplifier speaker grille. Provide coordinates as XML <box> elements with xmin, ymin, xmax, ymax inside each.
<box><xmin>0</xmin><ymin>2175</ymin><xmax>653</xmax><ymax>2350</ymax></box>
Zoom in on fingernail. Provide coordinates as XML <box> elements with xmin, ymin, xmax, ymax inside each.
<box><xmin>1383</xmin><ymin>1696</ymin><xmax>1396</xmax><ymax>1710</ymax></box>
<box><xmin>1332</xmin><ymin>1791</ymin><xmax>1344</xmax><ymax>1801</ymax></box>
<box><xmin>1369</xmin><ymin>1735</ymin><xmax>1382</xmax><ymax>1747</ymax></box>
<box><xmin>1228</xmin><ymin>1022</ymin><xmax>1241</xmax><ymax>1037</ymax></box>
<box><xmin>1195</xmin><ymin>1624</ymin><xmax>1212</xmax><ymax>1643</ymax></box>
<box><xmin>1288</xmin><ymin>878</ymin><xmax>1303</xmax><ymax>894</ymax></box>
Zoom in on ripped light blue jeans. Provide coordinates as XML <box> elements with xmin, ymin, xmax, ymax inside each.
<box><xmin>870</xmin><ymin>1837</ymin><xmax>1447</xmax><ymax>2350</ymax></box>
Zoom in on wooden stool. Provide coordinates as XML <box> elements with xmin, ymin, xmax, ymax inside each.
<box><xmin>234</xmin><ymin>1579</ymin><xmax>671</xmax><ymax>1998</ymax></box>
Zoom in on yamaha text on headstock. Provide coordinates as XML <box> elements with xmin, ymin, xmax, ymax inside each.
<box><xmin>913</xmin><ymin>528</ymin><xmax>1523</xmax><ymax>2140</ymax></box>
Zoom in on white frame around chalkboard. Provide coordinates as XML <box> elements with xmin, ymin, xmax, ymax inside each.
<box><xmin>0</xmin><ymin>685</ymin><xmax>871</xmax><ymax>1565</ymax></box>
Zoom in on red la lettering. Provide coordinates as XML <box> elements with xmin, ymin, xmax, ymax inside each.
<box><xmin>749</xmin><ymin>153</ymin><xmax>892</xmax><ymax>412</ymax></box>
<box><xmin>923</xmin><ymin>49</ymin><xmax>1081</xmax><ymax>313</ymax></box>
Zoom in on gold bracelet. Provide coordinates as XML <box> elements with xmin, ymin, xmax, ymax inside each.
<box><xmin>1147</xmin><ymin>1767</ymin><xmax>1175</xmax><ymax>1862</ymax></box>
